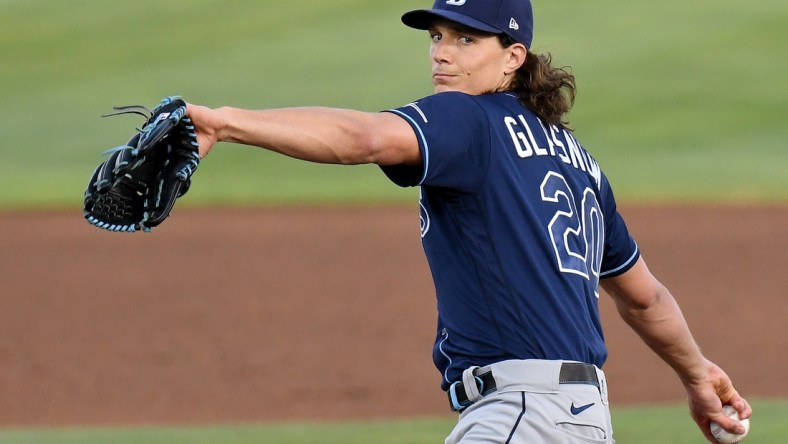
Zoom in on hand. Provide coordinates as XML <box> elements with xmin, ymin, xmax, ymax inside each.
<box><xmin>185</xmin><ymin>103</ymin><xmax>225</xmax><ymax>158</ymax></box>
<box><xmin>684</xmin><ymin>359</ymin><xmax>752</xmax><ymax>443</ymax></box>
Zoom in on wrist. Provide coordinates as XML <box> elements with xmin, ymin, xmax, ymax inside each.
<box><xmin>679</xmin><ymin>357</ymin><xmax>712</xmax><ymax>389</ymax></box>
<box><xmin>213</xmin><ymin>106</ymin><xmax>234</xmax><ymax>143</ymax></box>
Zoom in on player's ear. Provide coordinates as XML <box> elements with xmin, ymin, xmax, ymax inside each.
<box><xmin>504</xmin><ymin>44</ymin><xmax>527</xmax><ymax>75</ymax></box>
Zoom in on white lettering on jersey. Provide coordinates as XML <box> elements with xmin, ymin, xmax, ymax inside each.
<box><xmin>549</xmin><ymin>124</ymin><xmax>570</xmax><ymax>164</ymax></box>
<box><xmin>505</xmin><ymin>114</ymin><xmax>548</xmax><ymax>158</ymax></box>
<box><xmin>564</xmin><ymin>130</ymin><xmax>602</xmax><ymax>189</ymax></box>
<box><xmin>505</xmin><ymin>116</ymin><xmax>532</xmax><ymax>157</ymax></box>
<box><xmin>520</xmin><ymin>114</ymin><xmax>548</xmax><ymax>156</ymax></box>
<box><xmin>564</xmin><ymin>132</ymin><xmax>587</xmax><ymax>172</ymax></box>
<box><xmin>537</xmin><ymin>119</ymin><xmax>556</xmax><ymax>156</ymax></box>
<box><xmin>504</xmin><ymin>114</ymin><xmax>603</xmax><ymax>189</ymax></box>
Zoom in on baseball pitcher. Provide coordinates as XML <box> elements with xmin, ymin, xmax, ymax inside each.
<box><xmin>183</xmin><ymin>0</ymin><xmax>752</xmax><ymax>442</ymax></box>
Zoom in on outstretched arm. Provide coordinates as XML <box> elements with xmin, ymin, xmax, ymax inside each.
<box><xmin>601</xmin><ymin>257</ymin><xmax>752</xmax><ymax>443</ymax></box>
<box><xmin>186</xmin><ymin>104</ymin><xmax>422</xmax><ymax>167</ymax></box>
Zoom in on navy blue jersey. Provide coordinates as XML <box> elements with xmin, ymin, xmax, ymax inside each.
<box><xmin>382</xmin><ymin>92</ymin><xmax>640</xmax><ymax>390</ymax></box>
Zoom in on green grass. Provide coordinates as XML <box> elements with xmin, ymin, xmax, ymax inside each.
<box><xmin>0</xmin><ymin>399</ymin><xmax>784</xmax><ymax>444</ymax></box>
<box><xmin>0</xmin><ymin>0</ymin><xmax>786</xmax><ymax>209</ymax></box>
<box><xmin>611</xmin><ymin>400</ymin><xmax>786</xmax><ymax>443</ymax></box>
<box><xmin>0</xmin><ymin>4</ymin><xmax>783</xmax><ymax>441</ymax></box>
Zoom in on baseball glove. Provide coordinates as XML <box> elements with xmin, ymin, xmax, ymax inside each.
<box><xmin>83</xmin><ymin>96</ymin><xmax>200</xmax><ymax>232</ymax></box>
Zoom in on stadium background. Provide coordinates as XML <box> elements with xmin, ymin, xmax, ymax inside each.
<box><xmin>1</xmin><ymin>1</ymin><xmax>785</xmax><ymax>442</ymax></box>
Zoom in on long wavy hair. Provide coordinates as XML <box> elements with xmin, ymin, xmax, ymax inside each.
<box><xmin>499</xmin><ymin>35</ymin><xmax>577</xmax><ymax>128</ymax></box>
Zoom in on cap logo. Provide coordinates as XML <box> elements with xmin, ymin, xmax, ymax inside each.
<box><xmin>509</xmin><ymin>18</ymin><xmax>519</xmax><ymax>30</ymax></box>
<box><xmin>445</xmin><ymin>0</ymin><xmax>466</xmax><ymax>5</ymax></box>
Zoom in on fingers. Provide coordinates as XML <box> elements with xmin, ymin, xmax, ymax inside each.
<box><xmin>185</xmin><ymin>103</ymin><xmax>218</xmax><ymax>158</ymax></box>
<box><xmin>685</xmin><ymin>360</ymin><xmax>752</xmax><ymax>442</ymax></box>
<box><xmin>692</xmin><ymin>405</ymin><xmax>748</xmax><ymax>443</ymax></box>
<box><xmin>710</xmin><ymin>408</ymin><xmax>746</xmax><ymax>435</ymax></box>
<box><xmin>728</xmin><ymin>395</ymin><xmax>752</xmax><ymax>420</ymax></box>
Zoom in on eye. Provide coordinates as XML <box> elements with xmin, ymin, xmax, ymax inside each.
<box><xmin>429</xmin><ymin>31</ymin><xmax>442</xmax><ymax>43</ymax></box>
<box><xmin>459</xmin><ymin>35</ymin><xmax>475</xmax><ymax>44</ymax></box>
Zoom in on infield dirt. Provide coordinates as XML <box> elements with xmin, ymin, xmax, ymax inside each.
<box><xmin>0</xmin><ymin>205</ymin><xmax>785</xmax><ymax>427</ymax></box>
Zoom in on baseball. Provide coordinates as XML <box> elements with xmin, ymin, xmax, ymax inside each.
<box><xmin>710</xmin><ymin>405</ymin><xmax>750</xmax><ymax>444</ymax></box>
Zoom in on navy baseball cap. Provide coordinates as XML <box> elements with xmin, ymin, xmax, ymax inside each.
<box><xmin>402</xmin><ymin>0</ymin><xmax>534</xmax><ymax>48</ymax></box>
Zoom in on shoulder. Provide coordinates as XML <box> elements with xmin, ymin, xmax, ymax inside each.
<box><xmin>433</xmin><ymin>91</ymin><xmax>516</xmax><ymax>109</ymax></box>
<box><xmin>407</xmin><ymin>91</ymin><xmax>493</xmax><ymax>113</ymax></box>
<box><xmin>388</xmin><ymin>92</ymin><xmax>492</xmax><ymax>134</ymax></box>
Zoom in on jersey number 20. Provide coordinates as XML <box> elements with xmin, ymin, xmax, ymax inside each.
<box><xmin>540</xmin><ymin>171</ymin><xmax>604</xmax><ymax>292</ymax></box>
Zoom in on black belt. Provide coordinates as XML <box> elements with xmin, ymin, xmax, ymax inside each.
<box><xmin>448</xmin><ymin>362</ymin><xmax>599</xmax><ymax>412</ymax></box>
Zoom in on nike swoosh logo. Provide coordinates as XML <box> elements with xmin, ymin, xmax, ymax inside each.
<box><xmin>570</xmin><ymin>402</ymin><xmax>595</xmax><ymax>415</ymax></box>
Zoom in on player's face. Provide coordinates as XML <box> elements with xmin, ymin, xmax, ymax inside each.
<box><xmin>428</xmin><ymin>21</ymin><xmax>520</xmax><ymax>95</ymax></box>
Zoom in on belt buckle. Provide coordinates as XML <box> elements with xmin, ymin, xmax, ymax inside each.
<box><xmin>448</xmin><ymin>381</ymin><xmax>466</xmax><ymax>412</ymax></box>
<box><xmin>448</xmin><ymin>376</ymin><xmax>487</xmax><ymax>412</ymax></box>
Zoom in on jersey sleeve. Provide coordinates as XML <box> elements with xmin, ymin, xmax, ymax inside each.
<box><xmin>599</xmin><ymin>174</ymin><xmax>640</xmax><ymax>278</ymax></box>
<box><xmin>380</xmin><ymin>92</ymin><xmax>490</xmax><ymax>191</ymax></box>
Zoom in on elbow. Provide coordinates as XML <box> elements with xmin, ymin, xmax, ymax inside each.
<box><xmin>330</xmin><ymin>123</ymin><xmax>383</xmax><ymax>165</ymax></box>
<box><xmin>615</xmin><ymin>282</ymin><xmax>670</xmax><ymax>322</ymax></box>
<box><xmin>355</xmin><ymin>131</ymin><xmax>385</xmax><ymax>165</ymax></box>
<box><xmin>365</xmin><ymin>132</ymin><xmax>404</xmax><ymax>165</ymax></box>
<box><xmin>603</xmin><ymin>258</ymin><xmax>677</xmax><ymax>323</ymax></box>
<box><xmin>631</xmin><ymin>286</ymin><xmax>663</xmax><ymax>312</ymax></box>
<box><xmin>340</xmin><ymin>132</ymin><xmax>399</xmax><ymax>166</ymax></box>
<box><xmin>332</xmin><ymin>112</ymin><xmax>417</xmax><ymax>166</ymax></box>
<box><xmin>606</xmin><ymin>276</ymin><xmax>666</xmax><ymax>313</ymax></box>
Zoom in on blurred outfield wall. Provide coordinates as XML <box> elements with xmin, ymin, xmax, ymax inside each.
<box><xmin>0</xmin><ymin>0</ymin><xmax>785</xmax><ymax>209</ymax></box>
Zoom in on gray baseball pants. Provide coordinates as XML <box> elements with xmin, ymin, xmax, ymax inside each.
<box><xmin>445</xmin><ymin>359</ymin><xmax>614</xmax><ymax>444</ymax></box>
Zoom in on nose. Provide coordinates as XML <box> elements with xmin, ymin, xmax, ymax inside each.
<box><xmin>431</xmin><ymin>40</ymin><xmax>451</xmax><ymax>64</ymax></box>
